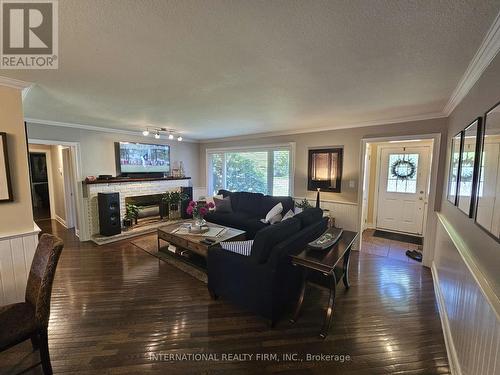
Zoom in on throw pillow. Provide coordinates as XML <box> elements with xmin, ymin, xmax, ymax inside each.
<box><xmin>282</xmin><ymin>209</ymin><xmax>295</xmax><ymax>221</ymax></box>
<box><xmin>204</xmin><ymin>194</ymin><xmax>222</xmax><ymax>210</ymax></box>
<box><xmin>220</xmin><ymin>240</ymin><xmax>253</xmax><ymax>256</ymax></box>
<box><xmin>264</xmin><ymin>202</ymin><xmax>283</xmax><ymax>223</ymax></box>
<box><xmin>214</xmin><ymin>196</ymin><xmax>232</xmax><ymax>213</ymax></box>
<box><xmin>269</xmin><ymin>213</ymin><xmax>282</xmax><ymax>224</ymax></box>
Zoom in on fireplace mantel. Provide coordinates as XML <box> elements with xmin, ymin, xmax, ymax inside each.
<box><xmin>83</xmin><ymin>176</ymin><xmax>191</xmax><ymax>185</ymax></box>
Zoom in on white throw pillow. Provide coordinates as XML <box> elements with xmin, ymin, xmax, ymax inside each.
<box><xmin>220</xmin><ymin>240</ymin><xmax>253</xmax><ymax>256</ymax></box>
<box><xmin>203</xmin><ymin>194</ymin><xmax>222</xmax><ymax>210</ymax></box>
<box><xmin>282</xmin><ymin>209</ymin><xmax>295</xmax><ymax>221</ymax></box>
<box><xmin>269</xmin><ymin>213</ymin><xmax>282</xmax><ymax>224</ymax></box>
<box><xmin>264</xmin><ymin>202</ymin><xmax>283</xmax><ymax>223</ymax></box>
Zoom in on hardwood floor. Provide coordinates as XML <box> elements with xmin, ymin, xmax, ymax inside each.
<box><xmin>361</xmin><ymin>229</ymin><xmax>422</xmax><ymax>264</ymax></box>
<box><xmin>0</xmin><ymin>220</ymin><xmax>450</xmax><ymax>374</ymax></box>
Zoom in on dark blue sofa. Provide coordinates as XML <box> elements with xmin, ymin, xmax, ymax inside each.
<box><xmin>205</xmin><ymin>190</ymin><xmax>295</xmax><ymax>239</ymax></box>
<box><xmin>207</xmin><ymin>208</ymin><xmax>327</xmax><ymax>325</ymax></box>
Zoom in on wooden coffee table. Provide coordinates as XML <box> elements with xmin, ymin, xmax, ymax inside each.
<box><xmin>157</xmin><ymin>221</ymin><xmax>246</xmax><ymax>258</ymax></box>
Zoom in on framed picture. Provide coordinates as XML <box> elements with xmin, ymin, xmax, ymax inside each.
<box><xmin>475</xmin><ymin>101</ymin><xmax>500</xmax><ymax>241</ymax></box>
<box><xmin>0</xmin><ymin>132</ymin><xmax>13</xmax><ymax>202</ymax></box>
<box><xmin>307</xmin><ymin>148</ymin><xmax>343</xmax><ymax>193</ymax></box>
<box><xmin>457</xmin><ymin>118</ymin><xmax>482</xmax><ymax>217</ymax></box>
<box><xmin>447</xmin><ymin>132</ymin><xmax>462</xmax><ymax>205</ymax></box>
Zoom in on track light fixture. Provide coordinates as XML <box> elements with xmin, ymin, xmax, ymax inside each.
<box><xmin>142</xmin><ymin>127</ymin><xmax>183</xmax><ymax>141</ymax></box>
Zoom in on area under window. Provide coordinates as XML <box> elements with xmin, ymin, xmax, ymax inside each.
<box><xmin>207</xmin><ymin>145</ymin><xmax>293</xmax><ymax>196</ymax></box>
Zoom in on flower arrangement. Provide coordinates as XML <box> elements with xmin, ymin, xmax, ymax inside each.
<box><xmin>186</xmin><ymin>200</ymin><xmax>214</xmax><ymax>220</ymax></box>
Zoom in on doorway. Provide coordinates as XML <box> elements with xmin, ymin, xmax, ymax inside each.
<box><xmin>29</xmin><ymin>152</ymin><xmax>51</xmax><ymax>220</ymax></box>
<box><xmin>28</xmin><ymin>142</ymin><xmax>80</xmax><ymax>235</ymax></box>
<box><xmin>359</xmin><ymin>138</ymin><xmax>436</xmax><ymax>264</ymax></box>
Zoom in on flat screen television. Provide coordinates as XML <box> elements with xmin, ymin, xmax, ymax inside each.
<box><xmin>115</xmin><ymin>142</ymin><xmax>170</xmax><ymax>176</ymax></box>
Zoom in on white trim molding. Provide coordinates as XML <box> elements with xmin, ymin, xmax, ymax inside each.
<box><xmin>25</xmin><ymin>118</ymin><xmax>198</xmax><ymax>143</ymax></box>
<box><xmin>444</xmin><ymin>11</ymin><xmax>500</xmax><ymax>115</ymax></box>
<box><xmin>0</xmin><ymin>75</ymin><xmax>32</xmax><ymax>90</ymax></box>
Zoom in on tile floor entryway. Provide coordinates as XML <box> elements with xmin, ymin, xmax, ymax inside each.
<box><xmin>361</xmin><ymin>228</ymin><xmax>422</xmax><ymax>264</ymax></box>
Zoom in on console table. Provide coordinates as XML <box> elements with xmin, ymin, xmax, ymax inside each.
<box><xmin>290</xmin><ymin>230</ymin><xmax>358</xmax><ymax>339</ymax></box>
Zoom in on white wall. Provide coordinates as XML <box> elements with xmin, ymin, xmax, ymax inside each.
<box><xmin>26</xmin><ymin>123</ymin><xmax>201</xmax><ymax>187</ymax></box>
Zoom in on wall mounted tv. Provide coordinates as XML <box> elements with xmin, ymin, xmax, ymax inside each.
<box><xmin>115</xmin><ymin>142</ymin><xmax>170</xmax><ymax>176</ymax></box>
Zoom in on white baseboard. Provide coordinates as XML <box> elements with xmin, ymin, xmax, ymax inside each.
<box><xmin>55</xmin><ymin>215</ymin><xmax>67</xmax><ymax>228</ymax></box>
<box><xmin>431</xmin><ymin>262</ymin><xmax>462</xmax><ymax>375</ymax></box>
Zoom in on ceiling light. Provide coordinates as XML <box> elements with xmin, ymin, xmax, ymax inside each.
<box><xmin>177</xmin><ymin>136</ymin><xmax>183</xmax><ymax>142</ymax></box>
<box><xmin>168</xmin><ymin>133</ymin><xmax>174</xmax><ymax>140</ymax></box>
<box><xmin>142</xmin><ymin>129</ymin><xmax>149</xmax><ymax>136</ymax></box>
<box><xmin>154</xmin><ymin>131</ymin><xmax>160</xmax><ymax>139</ymax></box>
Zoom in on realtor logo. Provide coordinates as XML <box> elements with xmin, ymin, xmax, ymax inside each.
<box><xmin>0</xmin><ymin>0</ymin><xmax>58</xmax><ymax>69</ymax></box>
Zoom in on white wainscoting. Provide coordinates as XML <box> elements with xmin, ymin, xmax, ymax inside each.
<box><xmin>432</xmin><ymin>214</ymin><xmax>499</xmax><ymax>375</ymax></box>
<box><xmin>0</xmin><ymin>224</ymin><xmax>41</xmax><ymax>306</ymax></box>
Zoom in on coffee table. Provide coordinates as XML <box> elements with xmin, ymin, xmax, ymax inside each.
<box><xmin>157</xmin><ymin>221</ymin><xmax>246</xmax><ymax>258</ymax></box>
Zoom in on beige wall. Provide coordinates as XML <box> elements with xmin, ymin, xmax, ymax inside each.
<box><xmin>441</xmin><ymin>52</ymin><xmax>500</xmax><ymax>295</ymax></box>
<box><xmin>0</xmin><ymin>86</ymin><xmax>33</xmax><ymax>235</ymax></box>
<box><xmin>199</xmin><ymin>118</ymin><xmax>447</xmax><ymax>205</ymax></box>
<box><xmin>26</xmin><ymin>124</ymin><xmax>200</xmax><ymax>187</ymax></box>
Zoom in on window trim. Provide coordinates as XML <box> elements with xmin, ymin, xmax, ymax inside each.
<box><xmin>205</xmin><ymin>142</ymin><xmax>295</xmax><ymax>196</ymax></box>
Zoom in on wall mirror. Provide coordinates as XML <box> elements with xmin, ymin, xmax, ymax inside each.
<box><xmin>308</xmin><ymin>148</ymin><xmax>343</xmax><ymax>193</ymax></box>
<box><xmin>447</xmin><ymin>132</ymin><xmax>462</xmax><ymax>205</ymax></box>
<box><xmin>457</xmin><ymin>118</ymin><xmax>481</xmax><ymax>217</ymax></box>
<box><xmin>475</xmin><ymin>102</ymin><xmax>500</xmax><ymax>240</ymax></box>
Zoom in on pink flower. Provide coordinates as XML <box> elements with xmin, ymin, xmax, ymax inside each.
<box><xmin>186</xmin><ymin>206</ymin><xmax>193</xmax><ymax>215</ymax></box>
<box><xmin>208</xmin><ymin>202</ymin><xmax>215</xmax><ymax>209</ymax></box>
<box><xmin>188</xmin><ymin>200</ymin><xmax>196</xmax><ymax>207</ymax></box>
<box><xmin>200</xmin><ymin>207</ymin><xmax>208</xmax><ymax>216</ymax></box>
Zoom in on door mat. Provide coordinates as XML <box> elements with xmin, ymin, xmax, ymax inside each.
<box><xmin>130</xmin><ymin>234</ymin><xmax>207</xmax><ymax>284</ymax></box>
<box><xmin>373</xmin><ymin>230</ymin><xmax>423</xmax><ymax>245</ymax></box>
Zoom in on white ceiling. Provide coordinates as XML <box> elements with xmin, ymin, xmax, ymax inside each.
<box><xmin>4</xmin><ymin>0</ymin><xmax>500</xmax><ymax>140</ymax></box>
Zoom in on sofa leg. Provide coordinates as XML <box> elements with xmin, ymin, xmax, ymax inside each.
<box><xmin>208</xmin><ymin>289</ymin><xmax>218</xmax><ymax>300</ymax></box>
<box><xmin>39</xmin><ymin>328</ymin><xmax>53</xmax><ymax>375</ymax></box>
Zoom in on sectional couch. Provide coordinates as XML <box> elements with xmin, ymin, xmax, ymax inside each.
<box><xmin>205</xmin><ymin>189</ymin><xmax>295</xmax><ymax>239</ymax></box>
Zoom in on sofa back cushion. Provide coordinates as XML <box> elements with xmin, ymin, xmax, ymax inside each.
<box><xmin>251</xmin><ymin>218</ymin><xmax>301</xmax><ymax>264</ymax></box>
<box><xmin>294</xmin><ymin>207</ymin><xmax>323</xmax><ymax>228</ymax></box>
<box><xmin>218</xmin><ymin>190</ymin><xmax>263</xmax><ymax>215</ymax></box>
<box><xmin>259</xmin><ymin>195</ymin><xmax>294</xmax><ymax>218</ymax></box>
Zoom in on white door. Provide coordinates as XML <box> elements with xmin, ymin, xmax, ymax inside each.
<box><xmin>376</xmin><ymin>146</ymin><xmax>430</xmax><ymax>235</ymax></box>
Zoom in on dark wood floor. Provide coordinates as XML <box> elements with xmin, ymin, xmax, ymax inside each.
<box><xmin>0</xmin><ymin>220</ymin><xmax>450</xmax><ymax>374</ymax></box>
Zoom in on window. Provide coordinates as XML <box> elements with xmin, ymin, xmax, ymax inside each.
<box><xmin>207</xmin><ymin>145</ymin><xmax>293</xmax><ymax>196</ymax></box>
<box><xmin>386</xmin><ymin>153</ymin><xmax>419</xmax><ymax>194</ymax></box>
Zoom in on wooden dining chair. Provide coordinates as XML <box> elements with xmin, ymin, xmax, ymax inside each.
<box><xmin>0</xmin><ymin>233</ymin><xmax>64</xmax><ymax>375</ymax></box>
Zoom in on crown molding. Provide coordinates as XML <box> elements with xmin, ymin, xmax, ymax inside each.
<box><xmin>25</xmin><ymin>118</ymin><xmax>198</xmax><ymax>143</ymax></box>
<box><xmin>443</xmin><ymin>11</ymin><xmax>500</xmax><ymax>116</ymax></box>
<box><xmin>200</xmin><ymin>111</ymin><xmax>446</xmax><ymax>143</ymax></box>
<box><xmin>0</xmin><ymin>75</ymin><xmax>32</xmax><ymax>90</ymax></box>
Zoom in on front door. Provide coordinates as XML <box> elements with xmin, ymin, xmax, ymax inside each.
<box><xmin>376</xmin><ymin>146</ymin><xmax>431</xmax><ymax>235</ymax></box>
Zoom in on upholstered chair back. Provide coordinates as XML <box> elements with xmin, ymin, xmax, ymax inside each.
<box><xmin>25</xmin><ymin>233</ymin><xmax>64</xmax><ymax>328</ymax></box>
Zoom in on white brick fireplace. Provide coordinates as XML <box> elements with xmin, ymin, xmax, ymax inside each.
<box><xmin>83</xmin><ymin>178</ymin><xmax>191</xmax><ymax>239</ymax></box>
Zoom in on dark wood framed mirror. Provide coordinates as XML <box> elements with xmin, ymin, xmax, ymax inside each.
<box><xmin>447</xmin><ymin>132</ymin><xmax>462</xmax><ymax>206</ymax></box>
<box><xmin>307</xmin><ymin>148</ymin><xmax>343</xmax><ymax>193</ymax></box>
<box><xmin>457</xmin><ymin>118</ymin><xmax>482</xmax><ymax>217</ymax></box>
<box><xmin>475</xmin><ymin>101</ymin><xmax>500</xmax><ymax>241</ymax></box>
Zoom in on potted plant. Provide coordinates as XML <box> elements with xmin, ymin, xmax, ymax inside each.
<box><xmin>168</xmin><ymin>190</ymin><xmax>189</xmax><ymax>219</ymax></box>
<box><xmin>295</xmin><ymin>198</ymin><xmax>312</xmax><ymax>214</ymax></box>
<box><xmin>186</xmin><ymin>200</ymin><xmax>214</xmax><ymax>227</ymax></box>
<box><xmin>124</xmin><ymin>203</ymin><xmax>139</xmax><ymax>228</ymax></box>
<box><xmin>160</xmin><ymin>192</ymin><xmax>170</xmax><ymax>219</ymax></box>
